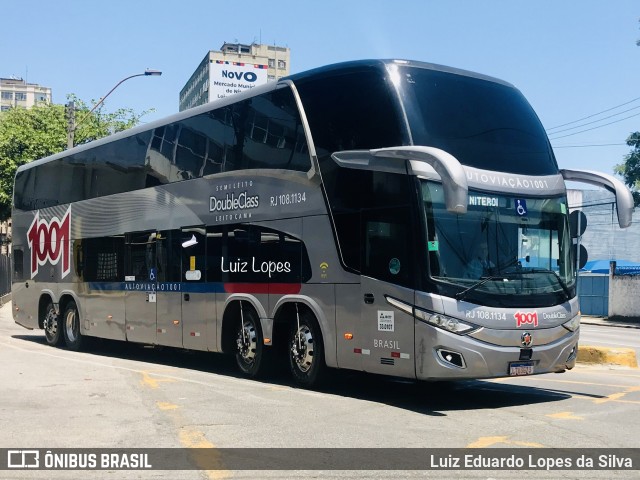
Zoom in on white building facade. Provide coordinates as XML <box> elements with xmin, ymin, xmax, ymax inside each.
<box><xmin>179</xmin><ymin>42</ymin><xmax>290</xmax><ymax>111</ymax></box>
<box><xmin>0</xmin><ymin>77</ymin><xmax>51</xmax><ymax>111</ymax></box>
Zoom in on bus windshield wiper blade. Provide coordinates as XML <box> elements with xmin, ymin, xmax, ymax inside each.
<box><xmin>455</xmin><ymin>274</ymin><xmax>512</xmax><ymax>301</ymax></box>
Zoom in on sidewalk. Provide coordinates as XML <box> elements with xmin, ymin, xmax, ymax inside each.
<box><xmin>580</xmin><ymin>315</ymin><xmax>640</xmax><ymax>329</ymax></box>
<box><xmin>578</xmin><ymin>315</ymin><xmax>639</xmax><ymax>368</ymax></box>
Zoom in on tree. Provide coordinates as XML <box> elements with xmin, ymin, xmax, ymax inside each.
<box><xmin>0</xmin><ymin>97</ymin><xmax>149</xmax><ymax>219</ymax></box>
<box><xmin>614</xmin><ymin>132</ymin><xmax>640</xmax><ymax>207</ymax></box>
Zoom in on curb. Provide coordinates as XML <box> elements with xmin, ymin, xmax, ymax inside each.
<box><xmin>577</xmin><ymin>345</ymin><xmax>638</xmax><ymax>368</ymax></box>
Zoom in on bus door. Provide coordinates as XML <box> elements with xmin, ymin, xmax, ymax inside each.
<box><xmin>360</xmin><ymin>215</ymin><xmax>416</xmax><ymax>379</ymax></box>
<box><xmin>155</xmin><ymin>231</ymin><xmax>183</xmax><ymax>348</ymax></box>
<box><xmin>124</xmin><ymin>231</ymin><xmax>158</xmax><ymax>344</ymax></box>
<box><xmin>180</xmin><ymin>227</ymin><xmax>211</xmax><ymax>351</ymax></box>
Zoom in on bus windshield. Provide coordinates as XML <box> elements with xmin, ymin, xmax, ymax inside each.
<box><xmin>420</xmin><ymin>180</ymin><xmax>576</xmax><ymax>307</ymax></box>
<box><xmin>395</xmin><ymin>64</ymin><xmax>557</xmax><ymax>176</ymax></box>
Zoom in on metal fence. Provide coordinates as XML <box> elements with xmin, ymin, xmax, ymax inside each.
<box><xmin>577</xmin><ymin>273</ymin><xmax>609</xmax><ymax>317</ymax></box>
<box><xmin>0</xmin><ymin>255</ymin><xmax>11</xmax><ymax>297</ymax></box>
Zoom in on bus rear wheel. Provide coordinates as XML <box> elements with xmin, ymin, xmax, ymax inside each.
<box><xmin>234</xmin><ymin>307</ymin><xmax>265</xmax><ymax>377</ymax></box>
<box><xmin>62</xmin><ymin>300</ymin><xmax>83</xmax><ymax>351</ymax></box>
<box><xmin>43</xmin><ymin>301</ymin><xmax>63</xmax><ymax>347</ymax></box>
<box><xmin>288</xmin><ymin>310</ymin><xmax>325</xmax><ymax>387</ymax></box>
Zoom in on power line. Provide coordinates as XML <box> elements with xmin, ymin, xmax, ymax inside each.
<box><xmin>548</xmin><ymin>112</ymin><xmax>640</xmax><ymax>140</ymax></box>
<box><xmin>546</xmin><ymin>105</ymin><xmax>640</xmax><ymax>135</ymax></box>
<box><xmin>551</xmin><ymin>142</ymin><xmax>627</xmax><ymax>149</ymax></box>
<box><xmin>546</xmin><ymin>96</ymin><xmax>640</xmax><ymax>131</ymax></box>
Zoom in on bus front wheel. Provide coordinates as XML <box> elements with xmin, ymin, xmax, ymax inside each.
<box><xmin>62</xmin><ymin>300</ymin><xmax>83</xmax><ymax>351</ymax></box>
<box><xmin>288</xmin><ymin>310</ymin><xmax>325</xmax><ymax>387</ymax></box>
<box><xmin>43</xmin><ymin>301</ymin><xmax>63</xmax><ymax>347</ymax></box>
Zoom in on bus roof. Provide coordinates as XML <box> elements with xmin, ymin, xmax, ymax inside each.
<box><xmin>284</xmin><ymin>58</ymin><xmax>514</xmax><ymax>89</ymax></box>
<box><xmin>16</xmin><ymin>59</ymin><xmax>514</xmax><ymax>173</ymax></box>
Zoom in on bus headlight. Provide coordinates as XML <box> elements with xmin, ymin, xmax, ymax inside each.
<box><xmin>562</xmin><ymin>314</ymin><xmax>581</xmax><ymax>332</ymax></box>
<box><xmin>415</xmin><ymin>308</ymin><xmax>478</xmax><ymax>334</ymax></box>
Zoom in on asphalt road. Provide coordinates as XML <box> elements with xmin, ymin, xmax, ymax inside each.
<box><xmin>1</xmin><ymin>303</ymin><xmax>639</xmax><ymax>480</ymax></box>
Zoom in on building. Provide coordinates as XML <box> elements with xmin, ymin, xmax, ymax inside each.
<box><xmin>0</xmin><ymin>77</ymin><xmax>52</xmax><ymax>111</ymax></box>
<box><xmin>568</xmin><ymin>188</ymin><xmax>640</xmax><ymax>263</ymax></box>
<box><xmin>179</xmin><ymin>42</ymin><xmax>290</xmax><ymax>111</ymax></box>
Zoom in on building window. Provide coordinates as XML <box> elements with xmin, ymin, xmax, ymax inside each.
<box><xmin>278</xmin><ymin>60</ymin><xmax>286</xmax><ymax>70</ymax></box>
<box><xmin>268</xmin><ymin>59</ymin><xmax>275</xmax><ymax>68</ymax></box>
<box><xmin>1</xmin><ymin>106</ymin><xmax>10</xmax><ymax>112</ymax></box>
<box><xmin>1</xmin><ymin>92</ymin><xmax>12</xmax><ymax>100</ymax></box>
<box><xmin>15</xmin><ymin>92</ymin><xmax>27</xmax><ymax>102</ymax></box>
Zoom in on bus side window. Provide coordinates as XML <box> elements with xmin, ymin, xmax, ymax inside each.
<box><xmin>83</xmin><ymin>237</ymin><xmax>125</xmax><ymax>282</ymax></box>
<box><xmin>362</xmin><ymin>216</ymin><xmax>412</xmax><ymax>287</ymax></box>
<box><xmin>225</xmin><ymin>89</ymin><xmax>309</xmax><ymax>173</ymax></box>
<box><xmin>175</xmin><ymin>128</ymin><xmax>206</xmax><ymax>180</ymax></box>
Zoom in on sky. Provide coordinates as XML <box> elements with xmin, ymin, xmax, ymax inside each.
<box><xmin>2</xmin><ymin>0</ymin><xmax>639</xmax><ymax>177</ymax></box>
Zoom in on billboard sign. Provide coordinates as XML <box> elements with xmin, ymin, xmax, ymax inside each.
<box><xmin>209</xmin><ymin>61</ymin><xmax>268</xmax><ymax>101</ymax></box>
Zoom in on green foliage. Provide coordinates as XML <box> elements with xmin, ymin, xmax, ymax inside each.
<box><xmin>614</xmin><ymin>131</ymin><xmax>640</xmax><ymax>207</ymax></box>
<box><xmin>0</xmin><ymin>97</ymin><xmax>149</xmax><ymax>219</ymax></box>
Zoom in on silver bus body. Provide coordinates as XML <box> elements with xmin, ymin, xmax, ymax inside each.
<box><xmin>11</xmin><ymin>60</ymin><xmax>633</xmax><ymax>385</ymax></box>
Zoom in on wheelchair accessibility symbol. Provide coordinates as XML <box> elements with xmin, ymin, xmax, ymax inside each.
<box><xmin>149</xmin><ymin>268</ymin><xmax>157</xmax><ymax>282</ymax></box>
<box><xmin>516</xmin><ymin>199</ymin><xmax>528</xmax><ymax>217</ymax></box>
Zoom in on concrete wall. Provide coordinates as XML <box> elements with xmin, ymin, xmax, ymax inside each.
<box><xmin>609</xmin><ymin>275</ymin><xmax>640</xmax><ymax>319</ymax></box>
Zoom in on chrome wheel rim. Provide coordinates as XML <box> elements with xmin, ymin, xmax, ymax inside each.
<box><xmin>44</xmin><ymin>308</ymin><xmax>58</xmax><ymax>339</ymax></box>
<box><xmin>236</xmin><ymin>321</ymin><xmax>257</xmax><ymax>364</ymax></box>
<box><xmin>291</xmin><ymin>325</ymin><xmax>314</xmax><ymax>373</ymax></box>
<box><xmin>65</xmin><ymin>309</ymin><xmax>78</xmax><ymax>344</ymax></box>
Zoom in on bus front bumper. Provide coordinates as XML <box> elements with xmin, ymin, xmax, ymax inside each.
<box><xmin>415</xmin><ymin>321</ymin><xmax>578</xmax><ymax>381</ymax></box>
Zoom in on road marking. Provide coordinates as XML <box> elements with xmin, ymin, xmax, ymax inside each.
<box><xmin>156</xmin><ymin>401</ymin><xmax>179</xmax><ymax>410</ymax></box>
<box><xmin>497</xmin><ymin>377</ymin><xmax>633</xmax><ymax>388</ymax></box>
<box><xmin>487</xmin><ymin>376</ymin><xmax>640</xmax><ymax>405</ymax></box>
<box><xmin>467</xmin><ymin>436</ymin><xmax>545</xmax><ymax>448</ymax></box>
<box><xmin>175</xmin><ymin>417</ymin><xmax>229</xmax><ymax>479</ymax></box>
<box><xmin>546</xmin><ymin>411</ymin><xmax>583</xmax><ymax>420</ymax></box>
<box><xmin>140</xmin><ymin>370</ymin><xmax>177</xmax><ymax>389</ymax></box>
<box><xmin>593</xmin><ymin>386</ymin><xmax>640</xmax><ymax>405</ymax></box>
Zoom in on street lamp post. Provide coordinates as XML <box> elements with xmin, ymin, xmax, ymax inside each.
<box><xmin>66</xmin><ymin>69</ymin><xmax>162</xmax><ymax>149</ymax></box>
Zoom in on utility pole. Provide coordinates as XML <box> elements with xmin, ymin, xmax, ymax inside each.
<box><xmin>65</xmin><ymin>101</ymin><xmax>75</xmax><ymax>149</ymax></box>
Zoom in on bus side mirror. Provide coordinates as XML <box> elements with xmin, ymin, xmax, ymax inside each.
<box><xmin>561</xmin><ymin>169</ymin><xmax>634</xmax><ymax>229</ymax></box>
<box><xmin>371</xmin><ymin>146</ymin><xmax>468</xmax><ymax>214</ymax></box>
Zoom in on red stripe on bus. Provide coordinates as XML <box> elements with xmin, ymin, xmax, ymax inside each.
<box><xmin>224</xmin><ymin>283</ymin><xmax>301</xmax><ymax>294</ymax></box>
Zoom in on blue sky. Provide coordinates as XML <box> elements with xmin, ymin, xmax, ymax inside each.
<box><xmin>2</xmin><ymin>0</ymin><xmax>639</xmax><ymax>176</ymax></box>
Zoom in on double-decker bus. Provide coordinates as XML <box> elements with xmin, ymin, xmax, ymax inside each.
<box><xmin>11</xmin><ymin>59</ymin><xmax>633</xmax><ymax>387</ymax></box>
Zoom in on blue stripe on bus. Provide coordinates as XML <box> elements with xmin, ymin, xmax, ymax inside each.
<box><xmin>88</xmin><ymin>282</ymin><xmax>226</xmax><ymax>293</ymax></box>
<box><xmin>86</xmin><ymin>282</ymin><xmax>301</xmax><ymax>294</ymax></box>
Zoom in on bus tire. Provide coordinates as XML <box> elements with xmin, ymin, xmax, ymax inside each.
<box><xmin>234</xmin><ymin>307</ymin><xmax>265</xmax><ymax>377</ymax></box>
<box><xmin>62</xmin><ymin>300</ymin><xmax>83</xmax><ymax>351</ymax></box>
<box><xmin>43</xmin><ymin>301</ymin><xmax>63</xmax><ymax>347</ymax></box>
<box><xmin>288</xmin><ymin>310</ymin><xmax>325</xmax><ymax>387</ymax></box>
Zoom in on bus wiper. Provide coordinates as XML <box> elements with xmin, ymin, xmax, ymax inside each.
<box><xmin>455</xmin><ymin>273</ymin><xmax>516</xmax><ymax>301</ymax></box>
<box><xmin>526</xmin><ymin>268</ymin><xmax>572</xmax><ymax>301</ymax></box>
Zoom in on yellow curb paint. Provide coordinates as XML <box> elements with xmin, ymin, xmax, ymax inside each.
<box><xmin>577</xmin><ymin>345</ymin><xmax>638</xmax><ymax>368</ymax></box>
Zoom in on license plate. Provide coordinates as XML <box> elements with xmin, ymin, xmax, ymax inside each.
<box><xmin>509</xmin><ymin>361</ymin><xmax>534</xmax><ymax>376</ymax></box>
